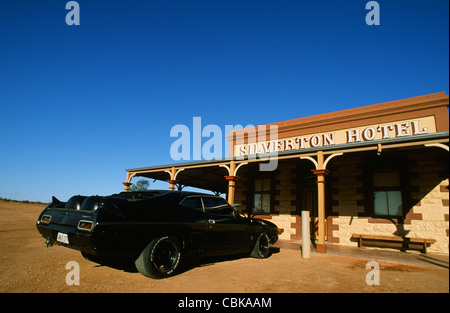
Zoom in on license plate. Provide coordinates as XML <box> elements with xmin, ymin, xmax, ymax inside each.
<box><xmin>57</xmin><ymin>232</ymin><xmax>69</xmax><ymax>244</ymax></box>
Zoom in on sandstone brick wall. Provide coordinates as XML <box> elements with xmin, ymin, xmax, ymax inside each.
<box><xmin>234</xmin><ymin>162</ymin><xmax>298</xmax><ymax>240</ymax></box>
<box><xmin>407</xmin><ymin>150</ymin><xmax>449</xmax><ymax>253</ymax></box>
<box><xmin>234</xmin><ymin>149</ymin><xmax>449</xmax><ymax>254</ymax></box>
<box><xmin>272</xmin><ymin>163</ymin><xmax>297</xmax><ymax>240</ymax></box>
<box><xmin>330</xmin><ymin>150</ymin><xmax>449</xmax><ymax>254</ymax></box>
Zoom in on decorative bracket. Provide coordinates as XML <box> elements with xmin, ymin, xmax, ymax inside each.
<box><xmin>300</xmin><ymin>152</ymin><xmax>343</xmax><ymax>170</ymax></box>
<box><xmin>425</xmin><ymin>143</ymin><xmax>449</xmax><ymax>152</ymax></box>
<box><xmin>220</xmin><ymin>162</ymin><xmax>248</xmax><ymax>176</ymax></box>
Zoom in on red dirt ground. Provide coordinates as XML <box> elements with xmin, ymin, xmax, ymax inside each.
<box><xmin>0</xmin><ymin>201</ymin><xmax>448</xmax><ymax>293</ymax></box>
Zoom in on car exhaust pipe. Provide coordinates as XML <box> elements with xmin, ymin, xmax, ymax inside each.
<box><xmin>45</xmin><ymin>237</ymin><xmax>54</xmax><ymax>247</ymax></box>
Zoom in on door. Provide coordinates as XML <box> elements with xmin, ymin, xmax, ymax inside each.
<box><xmin>202</xmin><ymin>197</ymin><xmax>249</xmax><ymax>256</ymax></box>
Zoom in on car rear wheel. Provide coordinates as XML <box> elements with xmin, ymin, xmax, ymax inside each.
<box><xmin>250</xmin><ymin>232</ymin><xmax>271</xmax><ymax>259</ymax></box>
<box><xmin>135</xmin><ymin>236</ymin><xmax>182</xmax><ymax>279</ymax></box>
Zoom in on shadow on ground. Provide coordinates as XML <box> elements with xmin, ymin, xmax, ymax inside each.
<box><xmin>85</xmin><ymin>247</ymin><xmax>282</xmax><ymax>277</ymax></box>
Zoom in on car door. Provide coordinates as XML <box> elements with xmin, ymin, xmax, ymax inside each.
<box><xmin>179</xmin><ymin>196</ymin><xmax>208</xmax><ymax>249</ymax></box>
<box><xmin>202</xmin><ymin>196</ymin><xmax>249</xmax><ymax>256</ymax></box>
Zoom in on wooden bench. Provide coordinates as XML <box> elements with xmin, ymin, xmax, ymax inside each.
<box><xmin>351</xmin><ymin>234</ymin><xmax>436</xmax><ymax>254</ymax></box>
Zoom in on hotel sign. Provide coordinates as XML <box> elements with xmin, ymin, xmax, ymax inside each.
<box><xmin>234</xmin><ymin>116</ymin><xmax>436</xmax><ymax>157</ymax></box>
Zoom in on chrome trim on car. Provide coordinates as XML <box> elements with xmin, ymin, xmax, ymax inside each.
<box><xmin>77</xmin><ymin>220</ymin><xmax>94</xmax><ymax>232</ymax></box>
<box><xmin>40</xmin><ymin>215</ymin><xmax>52</xmax><ymax>224</ymax></box>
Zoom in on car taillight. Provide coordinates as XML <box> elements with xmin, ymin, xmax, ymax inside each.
<box><xmin>77</xmin><ymin>220</ymin><xmax>94</xmax><ymax>231</ymax></box>
<box><xmin>40</xmin><ymin>215</ymin><xmax>51</xmax><ymax>224</ymax></box>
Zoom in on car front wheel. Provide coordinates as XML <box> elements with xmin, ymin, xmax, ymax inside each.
<box><xmin>135</xmin><ymin>236</ymin><xmax>182</xmax><ymax>279</ymax></box>
<box><xmin>250</xmin><ymin>232</ymin><xmax>271</xmax><ymax>259</ymax></box>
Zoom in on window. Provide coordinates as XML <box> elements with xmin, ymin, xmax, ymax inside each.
<box><xmin>373</xmin><ymin>171</ymin><xmax>403</xmax><ymax>217</ymax></box>
<box><xmin>253</xmin><ymin>178</ymin><xmax>272</xmax><ymax>214</ymax></box>
<box><xmin>202</xmin><ymin>197</ymin><xmax>234</xmax><ymax>216</ymax></box>
<box><xmin>363</xmin><ymin>155</ymin><xmax>411</xmax><ymax>219</ymax></box>
<box><xmin>180</xmin><ymin>197</ymin><xmax>203</xmax><ymax>211</ymax></box>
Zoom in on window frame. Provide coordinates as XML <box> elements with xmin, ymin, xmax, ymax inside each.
<box><xmin>179</xmin><ymin>196</ymin><xmax>204</xmax><ymax>212</ymax></box>
<box><xmin>372</xmin><ymin>171</ymin><xmax>403</xmax><ymax>217</ymax></box>
<box><xmin>180</xmin><ymin>195</ymin><xmax>235</xmax><ymax>217</ymax></box>
<box><xmin>363</xmin><ymin>154</ymin><xmax>411</xmax><ymax>220</ymax></box>
<box><xmin>250</xmin><ymin>172</ymin><xmax>275</xmax><ymax>215</ymax></box>
<box><xmin>201</xmin><ymin>196</ymin><xmax>235</xmax><ymax>216</ymax></box>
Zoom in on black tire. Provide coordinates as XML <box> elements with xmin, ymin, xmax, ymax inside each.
<box><xmin>135</xmin><ymin>236</ymin><xmax>182</xmax><ymax>279</ymax></box>
<box><xmin>250</xmin><ymin>232</ymin><xmax>271</xmax><ymax>259</ymax></box>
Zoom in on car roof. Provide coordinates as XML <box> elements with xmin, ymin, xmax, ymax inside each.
<box><xmin>112</xmin><ymin>190</ymin><xmax>222</xmax><ymax>202</ymax></box>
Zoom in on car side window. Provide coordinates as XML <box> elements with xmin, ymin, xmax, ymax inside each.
<box><xmin>202</xmin><ymin>197</ymin><xmax>234</xmax><ymax>216</ymax></box>
<box><xmin>180</xmin><ymin>197</ymin><xmax>203</xmax><ymax>212</ymax></box>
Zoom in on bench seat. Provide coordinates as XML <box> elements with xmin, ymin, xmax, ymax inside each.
<box><xmin>351</xmin><ymin>234</ymin><xmax>436</xmax><ymax>254</ymax></box>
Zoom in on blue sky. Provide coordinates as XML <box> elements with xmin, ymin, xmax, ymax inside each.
<box><xmin>0</xmin><ymin>0</ymin><xmax>448</xmax><ymax>202</ymax></box>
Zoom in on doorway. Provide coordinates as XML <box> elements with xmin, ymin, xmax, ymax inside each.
<box><xmin>302</xmin><ymin>175</ymin><xmax>318</xmax><ymax>241</ymax></box>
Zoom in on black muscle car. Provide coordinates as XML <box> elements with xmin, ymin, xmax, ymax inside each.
<box><xmin>36</xmin><ymin>190</ymin><xmax>280</xmax><ymax>279</ymax></box>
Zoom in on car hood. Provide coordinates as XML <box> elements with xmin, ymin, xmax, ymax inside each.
<box><xmin>252</xmin><ymin>218</ymin><xmax>278</xmax><ymax>229</ymax></box>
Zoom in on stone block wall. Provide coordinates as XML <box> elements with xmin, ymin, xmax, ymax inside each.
<box><xmin>273</xmin><ymin>163</ymin><xmax>297</xmax><ymax>240</ymax></box>
<box><xmin>407</xmin><ymin>150</ymin><xmax>449</xmax><ymax>253</ymax></box>
<box><xmin>233</xmin><ymin>149</ymin><xmax>448</xmax><ymax>254</ymax></box>
<box><xmin>234</xmin><ymin>162</ymin><xmax>298</xmax><ymax>240</ymax></box>
<box><xmin>330</xmin><ymin>150</ymin><xmax>449</xmax><ymax>254</ymax></box>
